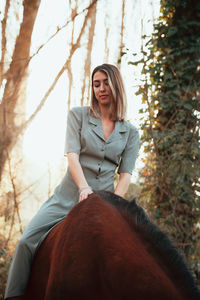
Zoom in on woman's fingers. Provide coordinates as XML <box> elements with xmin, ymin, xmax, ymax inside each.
<box><xmin>79</xmin><ymin>192</ymin><xmax>91</xmax><ymax>202</ymax></box>
<box><xmin>79</xmin><ymin>188</ymin><xmax>93</xmax><ymax>202</ymax></box>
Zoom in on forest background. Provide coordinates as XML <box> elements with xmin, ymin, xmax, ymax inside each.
<box><xmin>0</xmin><ymin>0</ymin><xmax>199</xmax><ymax>297</ymax></box>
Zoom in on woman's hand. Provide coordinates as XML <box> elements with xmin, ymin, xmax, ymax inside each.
<box><xmin>114</xmin><ymin>173</ymin><xmax>131</xmax><ymax>197</ymax></box>
<box><xmin>67</xmin><ymin>153</ymin><xmax>93</xmax><ymax>202</ymax></box>
<box><xmin>79</xmin><ymin>186</ymin><xmax>93</xmax><ymax>202</ymax></box>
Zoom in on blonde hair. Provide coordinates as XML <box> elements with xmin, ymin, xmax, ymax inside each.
<box><xmin>90</xmin><ymin>64</ymin><xmax>127</xmax><ymax>121</ymax></box>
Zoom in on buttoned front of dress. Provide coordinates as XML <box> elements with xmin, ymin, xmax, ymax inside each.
<box><xmin>79</xmin><ymin>108</ymin><xmax>132</xmax><ymax>190</ymax></box>
<box><xmin>40</xmin><ymin>106</ymin><xmax>139</xmax><ymax>215</ymax></box>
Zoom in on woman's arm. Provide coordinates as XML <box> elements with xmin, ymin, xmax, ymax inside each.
<box><xmin>67</xmin><ymin>152</ymin><xmax>92</xmax><ymax>202</ymax></box>
<box><xmin>114</xmin><ymin>172</ymin><xmax>131</xmax><ymax>197</ymax></box>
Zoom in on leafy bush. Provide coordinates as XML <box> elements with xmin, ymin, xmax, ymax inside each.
<box><xmin>130</xmin><ymin>0</ymin><xmax>200</xmax><ymax>282</ymax></box>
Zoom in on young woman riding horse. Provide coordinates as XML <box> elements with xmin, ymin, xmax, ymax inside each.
<box><xmin>5</xmin><ymin>64</ymin><xmax>140</xmax><ymax>299</ymax></box>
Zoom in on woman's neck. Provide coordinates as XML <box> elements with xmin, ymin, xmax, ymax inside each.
<box><xmin>99</xmin><ymin>105</ymin><xmax>110</xmax><ymax>120</ymax></box>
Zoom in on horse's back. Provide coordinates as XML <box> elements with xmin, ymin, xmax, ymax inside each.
<box><xmin>24</xmin><ymin>193</ymin><xmax>200</xmax><ymax>300</ymax></box>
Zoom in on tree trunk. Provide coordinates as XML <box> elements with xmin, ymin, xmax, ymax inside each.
<box><xmin>0</xmin><ymin>0</ymin><xmax>41</xmax><ymax>182</ymax></box>
<box><xmin>81</xmin><ymin>1</ymin><xmax>97</xmax><ymax>106</ymax></box>
<box><xmin>0</xmin><ymin>0</ymin><xmax>10</xmax><ymax>87</ymax></box>
<box><xmin>117</xmin><ymin>0</ymin><xmax>125</xmax><ymax>68</ymax></box>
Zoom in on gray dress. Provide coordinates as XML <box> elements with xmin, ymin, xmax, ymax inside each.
<box><xmin>5</xmin><ymin>106</ymin><xmax>140</xmax><ymax>298</ymax></box>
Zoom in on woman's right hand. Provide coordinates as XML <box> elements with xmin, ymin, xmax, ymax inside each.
<box><xmin>67</xmin><ymin>153</ymin><xmax>93</xmax><ymax>202</ymax></box>
<box><xmin>79</xmin><ymin>186</ymin><xmax>93</xmax><ymax>202</ymax></box>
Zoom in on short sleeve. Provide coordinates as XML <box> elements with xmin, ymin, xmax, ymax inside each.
<box><xmin>118</xmin><ymin>125</ymin><xmax>140</xmax><ymax>175</ymax></box>
<box><xmin>64</xmin><ymin>107</ymin><xmax>82</xmax><ymax>155</ymax></box>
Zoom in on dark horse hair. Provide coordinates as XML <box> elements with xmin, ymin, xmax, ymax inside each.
<box><xmin>24</xmin><ymin>191</ymin><xmax>200</xmax><ymax>300</ymax></box>
<box><xmin>96</xmin><ymin>191</ymin><xmax>200</xmax><ymax>299</ymax></box>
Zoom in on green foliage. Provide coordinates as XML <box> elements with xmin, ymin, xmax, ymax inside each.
<box><xmin>130</xmin><ymin>0</ymin><xmax>200</xmax><ymax>282</ymax></box>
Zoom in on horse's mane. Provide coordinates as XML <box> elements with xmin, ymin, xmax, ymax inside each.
<box><xmin>96</xmin><ymin>191</ymin><xmax>200</xmax><ymax>298</ymax></box>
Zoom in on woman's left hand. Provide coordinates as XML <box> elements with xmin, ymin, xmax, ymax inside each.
<box><xmin>79</xmin><ymin>186</ymin><xmax>93</xmax><ymax>202</ymax></box>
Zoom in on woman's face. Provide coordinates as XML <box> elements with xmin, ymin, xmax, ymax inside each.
<box><xmin>93</xmin><ymin>71</ymin><xmax>113</xmax><ymax>107</ymax></box>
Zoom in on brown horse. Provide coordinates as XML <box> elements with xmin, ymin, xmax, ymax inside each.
<box><xmin>23</xmin><ymin>191</ymin><xmax>199</xmax><ymax>300</ymax></box>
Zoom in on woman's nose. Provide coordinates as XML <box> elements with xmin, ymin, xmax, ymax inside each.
<box><xmin>100</xmin><ymin>83</ymin><xmax>105</xmax><ymax>91</ymax></box>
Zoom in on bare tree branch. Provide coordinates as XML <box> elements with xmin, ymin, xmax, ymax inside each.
<box><xmin>23</xmin><ymin>63</ymin><xmax>67</xmax><ymax>129</ymax></box>
<box><xmin>0</xmin><ymin>0</ymin><xmax>41</xmax><ymax>182</ymax></box>
<box><xmin>23</xmin><ymin>0</ymin><xmax>97</xmax><ymax>130</ymax></box>
<box><xmin>81</xmin><ymin>1</ymin><xmax>97</xmax><ymax>105</ymax></box>
<box><xmin>118</xmin><ymin>0</ymin><xmax>125</xmax><ymax>68</ymax></box>
<box><xmin>4</xmin><ymin>151</ymin><xmax>23</xmax><ymax>247</ymax></box>
<box><xmin>66</xmin><ymin>1</ymin><xmax>78</xmax><ymax>111</ymax></box>
<box><xmin>0</xmin><ymin>0</ymin><xmax>10</xmax><ymax>86</ymax></box>
<box><xmin>7</xmin><ymin>150</ymin><xmax>23</xmax><ymax>234</ymax></box>
<box><xmin>0</xmin><ymin>0</ymin><xmax>99</xmax><ymax>70</ymax></box>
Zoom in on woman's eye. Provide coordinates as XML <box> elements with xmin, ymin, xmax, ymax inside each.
<box><xmin>94</xmin><ymin>85</ymin><xmax>100</xmax><ymax>88</ymax></box>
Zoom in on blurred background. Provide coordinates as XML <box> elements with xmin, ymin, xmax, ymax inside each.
<box><xmin>0</xmin><ymin>0</ymin><xmax>199</xmax><ymax>297</ymax></box>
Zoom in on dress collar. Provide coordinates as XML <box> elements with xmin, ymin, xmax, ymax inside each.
<box><xmin>88</xmin><ymin>114</ymin><xmax>128</xmax><ymax>143</ymax></box>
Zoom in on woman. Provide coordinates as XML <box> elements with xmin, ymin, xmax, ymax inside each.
<box><xmin>5</xmin><ymin>63</ymin><xmax>140</xmax><ymax>299</ymax></box>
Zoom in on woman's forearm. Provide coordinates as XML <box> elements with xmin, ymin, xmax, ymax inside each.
<box><xmin>67</xmin><ymin>152</ymin><xmax>93</xmax><ymax>202</ymax></box>
<box><xmin>67</xmin><ymin>154</ymin><xmax>131</xmax><ymax>199</ymax></box>
<box><xmin>114</xmin><ymin>173</ymin><xmax>131</xmax><ymax>197</ymax></box>
<box><xmin>67</xmin><ymin>153</ymin><xmax>89</xmax><ymax>190</ymax></box>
